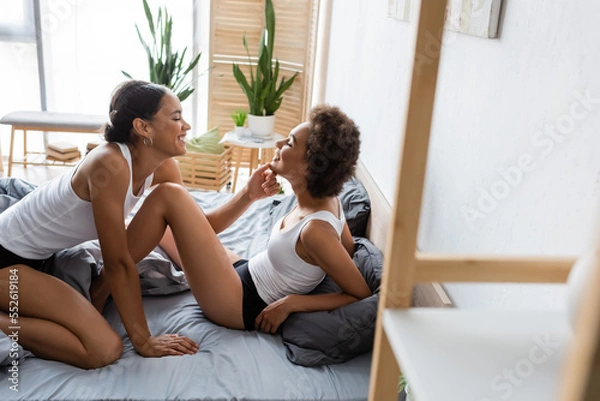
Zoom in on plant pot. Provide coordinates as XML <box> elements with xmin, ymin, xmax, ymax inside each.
<box><xmin>248</xmin><ymin>114</ymin><xmax>275</xmax><ymax>139</ymax></box>
<box><xmin>234</xmin><ymin>125</ymin><xmax>246</xmax><ymax>137</ymax></box>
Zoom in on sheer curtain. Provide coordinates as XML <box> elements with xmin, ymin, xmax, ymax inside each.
<box><xmin>0</xmin><ymin>0</ymin><xmax>39</xmax><ymax>158</ymax></box>
<box><xmin>0</xmin><ymin>0</ymin><xmax>205</xmax><ymax>156</ymax></box>
<box><xmin>41</xmin><ymin>0</ymin><xmax>199</xmax><ymax>146</ymax></box>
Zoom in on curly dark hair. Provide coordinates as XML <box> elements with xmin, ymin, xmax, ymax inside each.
<box><xmin>304</xmin><ymin>105</ymin><xmax>361</xmax><ymax>198</ymax></box>
<box><xmin>103</xmin><ymin>80</ymin><xmax>167</xmax><ymax>144</ymax></box>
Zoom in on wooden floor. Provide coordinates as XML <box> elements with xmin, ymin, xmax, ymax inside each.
<box><xmin>0</xmin><ymin>160</ymin><xmax>65</xmax><ymax>186</ymax></box>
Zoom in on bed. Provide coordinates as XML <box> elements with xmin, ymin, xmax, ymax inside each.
<box><xmin>0</xmin><ymin>164</ymin><xmax>397</xmax><ymax>401</ymax></box>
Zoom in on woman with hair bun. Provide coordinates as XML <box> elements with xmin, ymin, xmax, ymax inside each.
<box><xmin>0</xmin><ymin>80</ymin><xmax>279</xmax><ymax>368</ymax></box>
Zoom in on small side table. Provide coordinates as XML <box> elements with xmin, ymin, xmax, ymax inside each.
<box><xmin>220</xmin><ymin>130</ymin><xmax>284</xmax><ymax>192</ymax></box>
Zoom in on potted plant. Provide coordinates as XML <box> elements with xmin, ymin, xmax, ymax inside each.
<box><xmin>231</xmin><ymin>109</ymin><xmax>248</xmax><ymax>136</ymax></box>
<box><xmin>232</xmin><ymin>0</ymin><xmax>298</xmax><ymax>138</ymax></box>
<box><xmin>122</xmin><ymin>0</ymin><xmax>201</xmax><ymax>102</ymax></box>
<box><xmin>399</xmin><ymin>375</ymin><xmax>414</xmax><ymax>401</ymax></box>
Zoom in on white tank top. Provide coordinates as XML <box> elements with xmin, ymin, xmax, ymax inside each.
<box><xmin>249</xmin><ymin>200</ymin><xmax>345</xmax><ymax>304</ymax></box>
<box><xmin>0</xmin><ymin>143</ymin><xmax>154</xmax><ymax>259</ymax></box>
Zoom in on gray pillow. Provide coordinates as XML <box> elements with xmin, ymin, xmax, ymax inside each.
<box><xmin>339</xmin><ymin>176</ymin><xmax>371</xmax><ymax>237</ymax></box>
<box><xmin>280</xmin><ymin>237</ymin><xmax>383</xmax><ymax>366</ymax></box>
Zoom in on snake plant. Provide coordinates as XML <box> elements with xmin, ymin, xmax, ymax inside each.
<box><xmin>232</xmin><ymin>0</ymin><xmax>298</xmax><ymax>116</ymax></box>
<box><xmin>122</xmin><ymin>0</ymin><xmax>201</xmax><ymax>102</ymax></box>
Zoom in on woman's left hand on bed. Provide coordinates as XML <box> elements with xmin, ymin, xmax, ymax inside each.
<box><xmin>247</xmin><ymin>163</ymin><xmax>280</xmax><ymax>201</ymax></box>
<box><xmin>255</xmin><ymin>296</ymin><xmax>293</xmax><ymax>334</ymax></box>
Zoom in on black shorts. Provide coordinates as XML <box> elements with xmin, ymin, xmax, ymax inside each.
<box><xmin>0</xmin><ymin>244</ymin><xmax>54</xmax><ymax>271</ymax></box>
<box><xmin>233</xmin><ymin>259</ymin><xmax>268</xmax><ymax>331</ymax></box>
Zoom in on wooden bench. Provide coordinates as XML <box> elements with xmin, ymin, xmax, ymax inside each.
<box><xmin>0</xmin><ymin>111</ymin><xmax>107</xmax><ymax>176</ymax></box>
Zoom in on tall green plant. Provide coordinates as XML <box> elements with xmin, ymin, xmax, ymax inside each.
<box><xmin>122</xmin><ymin>0</ymin><xmax>201</xmax><ymax>102</ymax></box>
<box><xmin>232</xmin><ymin>0</ymin><xmax>298</xmax><ymax>116</ymax></box>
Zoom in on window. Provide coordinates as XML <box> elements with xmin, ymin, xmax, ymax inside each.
<box><xmin>0</xmin><ymin>0</ymin><xmax>35</xmax><ymax>42</ymax></box>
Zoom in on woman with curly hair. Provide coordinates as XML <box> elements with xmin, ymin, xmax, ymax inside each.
<box><xmin>158</xmin><ymin>105</ymin><xmax>372</xmax><ymax>333</ymax></box>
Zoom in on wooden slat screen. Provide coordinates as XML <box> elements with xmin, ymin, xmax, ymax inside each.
<box><xmin>208</xmin><ymin>0</ymin><xmax>319</xmax><ymax>138</ymax></box>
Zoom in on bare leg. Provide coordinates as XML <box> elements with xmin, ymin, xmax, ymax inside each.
<box><xmin>224</xmin><ymin>247</ymin><xmax>243</xmax><ymax>264</ymax></box>
<box><xmin>0</xmin><ymin>265</ymin><xmax>122</xmax><ymax>369</ymax></box>
<box><xmin>126</xmin><ymin>183</ymin><xmax>245</xmax><ymax>329</ymax></box>
<box><xmin>94</xmin><ymin>193</ymin><xmax>244</xmax><ymax>317</ymax></box>
<box><xmin>158</xmin><ymin>227</ymin><xmax>183</xmax><ymax>268</ymax></box>
<box><xmin>159</xmin><ymin>227</ymin><xmax>243</xmax><ymax>266</ymax></box>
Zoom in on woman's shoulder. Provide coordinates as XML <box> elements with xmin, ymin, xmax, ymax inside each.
<box><xmin>81</xmin><ymin>143</ymin><xmax>127</xmax><ymax>168</ymax></box>
<box><xmin>72</xmin><ymin>143</ymin><xmax>129</xmax><ymax>186</ymax></box>
<box><xmin>307</xmin><ymin>197</ymin><xmax>343</xmax><ymax>221</ymax></box>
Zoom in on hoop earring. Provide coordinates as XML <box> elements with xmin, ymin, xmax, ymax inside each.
<box><xmin>143</xmin><ymin>136</ymin><xmax>153</xmax><ymax>147</ymax></box>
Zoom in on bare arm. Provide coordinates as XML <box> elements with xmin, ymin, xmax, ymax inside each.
<box><xmin>205</xmin><ymin>163</ymin><xmax>279</xmax><ymax>233</ymax></box>
<box><xmin>341</xmin><ymin>221</ymin><xmax>355</xmax><ymax>256</ymax></box>
<box><xmin>302</xmin><ymin>221</ymin><xmax>372</xmax><ymax>299</ymax></box>
<box><xmin>88</xmin><ymin>155</ymin><xmax>153</xmax><ymax>353</ymax></box>
<box><xmin>255</xmin><ymin>220</ymin><xmax>371</xmax><ymax>333</ymax></box>
<box><xmin>88</xmin><ymin>153</ymin><xmax>196</xmax><ymax>357</ymax></box>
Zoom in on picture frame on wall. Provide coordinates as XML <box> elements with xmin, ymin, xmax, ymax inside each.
<box><xmin>388</xmin><ymin>0</ymin><xmax>503</xmax><ymax>39</ymax></box>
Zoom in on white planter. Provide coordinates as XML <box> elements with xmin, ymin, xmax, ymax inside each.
<box><xmin>234</xmin><ymin>125</ymin><xmax>246</xmax><ymax>136</ymax></box>
<box><xmin>248</xmin><ymin>114</ymin><xmax>275</xmax><ymax>138</ymax></box>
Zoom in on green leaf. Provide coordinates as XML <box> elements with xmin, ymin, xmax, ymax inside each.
<box><xmin>182</xmin><ymin>52</ymin><xmax>201</xmax><ymax>75</ymax></box>
<box><xmin>177</xmin><ymin>87</ymin><xmax>194</xmax><ymax>102</ymax></box>
<box><xmin>398</xmin><ymin>375</ymin><xmax>408</xmax><ymax>393</ymax></box>
<box><xmin>275</xmin><ymin>72</ymin><xmax>298</xmax><ymax>98</ymax></box>
<box><xmin>242</xmin><ymin>33</ymin><xmax>255</xmax><ymax>87</ymax></box>
<box><xmin>121</xmin><ymin>70</ymin><xmax>133</xmax><ymax>79</ymax></box>
<box><xmin>233</xmin><ymin>64</ymin><xmax>253</xmax><ymax>105</ymax></box>
<box><xmin>178</xmin><ymin>47</ymin><xmax>187</xmax><ymax>72</ymax></box>
<box><xmin>142</xmin><ymin>0</ymin><xmax>154</xmax><ymax>37</ymax></box>
<box><xmin>135</xmin><ymin>25</ymin><xmax>151</xmax><ymax>56</ymax></box>
<box><xmin>265</xmin><ymin>0</ymin><xmax>275</xmax><ymax>60</ymax></box>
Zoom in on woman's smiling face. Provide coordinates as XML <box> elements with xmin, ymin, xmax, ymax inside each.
<box><xmin>147</xmin><ymin>91</ymin><xmax>191</xmax><ymax>156</ymax></box>
<box><xmin>271</xmin><ymin>122</ymin><xmax>310</xmax><ymax>178</ymax></box>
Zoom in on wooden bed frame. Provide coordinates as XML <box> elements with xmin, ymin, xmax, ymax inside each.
<box><xmin>355</xmin><ymin>160</ymin><xmax>452</xmax><ymax>308</ymax></box>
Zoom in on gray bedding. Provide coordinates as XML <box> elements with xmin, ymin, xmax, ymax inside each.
<box><xmin>2</xmin><ymin>291</ymin><xmax>371</xmax><ymax>401</ymax></box>
<box><xmin>0</xmin><ymin>183</ymin><xmax>373</xmax><ymax>401</ymax></box>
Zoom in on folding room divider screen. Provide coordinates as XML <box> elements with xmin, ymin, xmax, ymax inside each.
<box><xmin>207</xmin><ymin>0</ymin><xmax>319</xmax><ymax>138</ymax></box>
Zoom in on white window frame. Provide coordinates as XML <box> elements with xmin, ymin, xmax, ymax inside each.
<box><xmin>0</xmin><ymin>0</ymin><xmax>35</xmax><ymax>42</ymax></box>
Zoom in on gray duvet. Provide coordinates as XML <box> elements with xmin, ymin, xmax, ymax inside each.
<box><xmin>0</xmin><ymin>184</ymin><xmax>371</xmax><ymax>401</ymax></box>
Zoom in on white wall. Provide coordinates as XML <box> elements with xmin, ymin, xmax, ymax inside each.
<box><xmin>324</xmin><ymin>0</ymin><xmax>600</xmax><ymax>310</ymax></box>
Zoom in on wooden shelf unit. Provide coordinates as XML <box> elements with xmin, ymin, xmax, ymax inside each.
<box><xmin>367</xmin><ymin>1</ymin><xmax>600</xmax><ymax>401</ymax></box>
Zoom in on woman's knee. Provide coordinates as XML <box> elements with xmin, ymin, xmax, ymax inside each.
<box><xmin>149</xmin><ymin>182</ymin><xmax>189</xmax><ymax>203</ymax></box>
<box><xmin>83</xmin><ymin>331</ymin><xmax>123</xmax><ymax>369</ymax></box>
<box><xmin>145</xmin><ymin>182</ymin><xmax>203</xmax><ymax>215</ymax></box>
